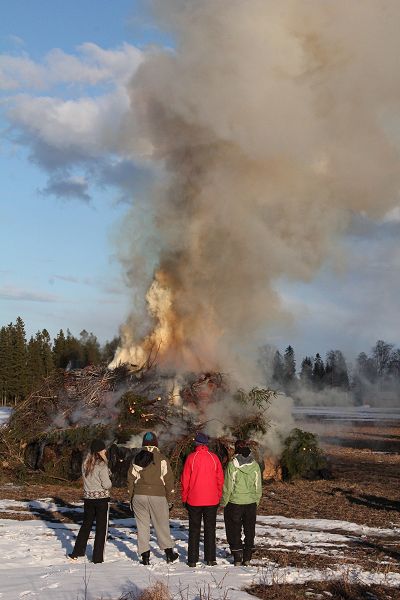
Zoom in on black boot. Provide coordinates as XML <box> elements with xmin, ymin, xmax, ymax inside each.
<box><xmin>232</xmin><ymin>550</ymin><xmax>243</xmax><ymax>566</ymax></box>
<box><xmin>165</xmin><ymin>548</ymin><xmax>179</xmax><ymax>563</ymax></box>
<box><xmin>141</xmin><ymin>551</ymin><xmax>150</xmax><ymax>565</ymax></box>
<box><xmin>242</xmin><ymin>548</ymin><xmax>253</xmax><ymax>566</ymax></box>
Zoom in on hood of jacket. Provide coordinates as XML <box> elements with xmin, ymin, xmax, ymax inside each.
<box><xmin>233</xmin><ymin>452</ymin><xmax>256</xmax><ymax>469</ymax></box>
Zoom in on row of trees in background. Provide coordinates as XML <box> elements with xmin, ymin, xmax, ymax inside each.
<box><xmin>0</xmin><ymin>317</ymin><xmax>119</xmax><ymax>405</ymax></box>
<box><xmin>2</xmin><ymin>316</ymin><xmax>399</xmax><ymax>407</ymax></box>
<box><xmin>262</xmin><ymin>340</ymin><xmax>400</xmax><ymax>405</ymax></box>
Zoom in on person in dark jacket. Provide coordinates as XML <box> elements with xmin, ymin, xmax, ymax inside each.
<box><xmin>221</xmin><ymin>440</ymin><xmax>262</xmax><ymax>566</ymax></box>
<box><xmin>68</xmin><ymin>439</ymin><xmax>112</xmax><ymax>563</ymax></box>
<box><xmin>181</xmin><ymin>432</ymin><xmax>224</xmax><ymax>567</ymax></box>
<box><xmin>127</xmin><ymin>431</ymin><xmax>178</xmax><ymax>565</ymax></box>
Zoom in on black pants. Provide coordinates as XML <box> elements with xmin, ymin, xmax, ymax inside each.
<box><xmin>187</xmin><ymin>504</ymin><xmax>218</xmax><ymax>563</ymax></box>
<box><xmin>72</xmin><ymin>498</ymin><xmax>110</xmax><ymax>563</ymax></box>
<box><xmin>224</xmin><ymin>502</ymin><xmax>257</xmax><ymax>554</ymax></box>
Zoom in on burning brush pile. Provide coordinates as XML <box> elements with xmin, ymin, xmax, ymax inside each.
<box><xmin>0</xmin><ymin>363</ymin><xmax>281</xmax><ymax>485</ymax></box>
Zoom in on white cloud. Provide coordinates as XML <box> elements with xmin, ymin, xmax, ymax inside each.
<box><xmin>10</xmin><ymin>89</ymin><xmax>131</xmax><ymax>157</ymax></box>
<box><xmin>0</xmin><ymin>285</ymin><xmax>59</xmax><ymax>303</ymax></box>
<box><xmin>0</xmin><ymin>54</ymin><xmax>45</xmax><ymax>90</ymax></box>
<box><xmin>2</xmin><ymin>42</ymin><xmax>145</xmax><ymax>200</ymax></box>
<box><xmin>0</xmin><ymin>42</ymin><xmax>142</xmax><ymax>91</ymax></box>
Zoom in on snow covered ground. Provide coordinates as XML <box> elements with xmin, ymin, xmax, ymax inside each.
<box><xmin>1</xmin><ymin>499</ymin><xmax>400</xmax><ymax>599</ymax></box>
<box><xmin>0</xmin><ymin>407</ymin><xmax>12</xmax><ymax>426</ymax></box>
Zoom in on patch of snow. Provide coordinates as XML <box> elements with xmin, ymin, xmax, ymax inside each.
<box><xmin>0</xmin><ymin>500</ymin><xmax>399</xmax><ymax>599</ymax></box>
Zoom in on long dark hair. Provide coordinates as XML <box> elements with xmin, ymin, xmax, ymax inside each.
<box><xmin>83</xmin><ymin>451</ymin><xmax>107</xmax><ymax>477</ymax></box>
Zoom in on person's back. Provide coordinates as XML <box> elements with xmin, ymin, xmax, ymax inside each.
<box><xmin>181</xmin><ymin>433</ymin><xmax>224</xmax><ymax>567</ymax></box>
<box><xmin>181</xmin><ymin>445</ymin><xmax>223</xmax><ymax>506</ymax></box>
<box><xmin>128</xmin><ymin>446</ymin><xmax>174</xmax><ymax>500</ymax></box>
<box><xmin>127</xmin><ymin>432</ymin><xmax>178</xmax><ymax>565</ymax></box>
<box><xmin>221</xmin><ymin>440</ymin><xmax>262</xmax><ymax>566</ymax></box>
<box><xmin>222</xmin><ymin>453</ymin><xmax>261</xmax><ymax>506</ymax></box>
<box><xmin>82</xmin><ymin>458</ymin><xmax>112</xmax><ymax>499</ymax></box>
<box><xmin>68</xmin><ymin>439</ymin><xmax>111</xmax><ymax>563</ymax></box>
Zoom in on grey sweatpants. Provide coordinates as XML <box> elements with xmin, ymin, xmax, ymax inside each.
<box><xmin>132</xmin><ymin>494</ymin><xmax>174</xmax><ymax>555</ymax></box>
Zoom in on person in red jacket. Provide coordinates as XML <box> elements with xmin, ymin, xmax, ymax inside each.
<box><xmin>181</xmin><ymin>432</ymin><xmax>224</xmax><ymax>567</ymax></box>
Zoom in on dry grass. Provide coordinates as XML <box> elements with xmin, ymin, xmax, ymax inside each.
<box><xmin>120</xmin><ymin>581</ymin><xmax>172</xmax><ymax>600</ymax></box>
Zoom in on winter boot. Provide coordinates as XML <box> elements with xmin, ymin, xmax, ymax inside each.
<box><xmin>232</xmin><ymin>550</ymin><xmax>243</xmax><ymax>566</ymax></box>
<box><xmin>141</xmin><ymin>551</ymin><xmax>150</xmax><ymax>565</ymax></box>
<box><xmin>242</xmin><ymin>548</ymin><xmax>253</xmax><ymax>566</ymax></box>
<box><xmin>165</xmin><ymin>548</ymin><xmax>179</xmax><ymax>563</ymax></box>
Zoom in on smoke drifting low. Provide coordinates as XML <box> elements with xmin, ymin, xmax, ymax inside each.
<box><xmin>112</xmin><ymin>0</ymin><xmax>400</xmax><ymax>380</ymax></box>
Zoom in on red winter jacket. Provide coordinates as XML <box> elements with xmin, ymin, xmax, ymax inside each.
<box><xmin>181</xmin><ymin>445</ymin><xmax>224</xmax><ymax>506</ymax></box>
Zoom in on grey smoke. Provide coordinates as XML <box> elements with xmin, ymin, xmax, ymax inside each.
<box><xmin>115</xmin><ymin>0</ymin><xmax>400</xmax><ymax>380</ymax></box>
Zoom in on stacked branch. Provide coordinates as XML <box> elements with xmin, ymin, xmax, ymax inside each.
<box><xmin>0</xmin><ymin>363</ymin><xmax>282</xmax><ymax>483</ymax></box>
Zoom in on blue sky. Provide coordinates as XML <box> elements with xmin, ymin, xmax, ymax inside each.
<box><xmin>1</xmin><ymin>1</ymin><xmax>399</xmax><ymax>364</ymax></box>
<box><xmin>0</xmin><ymin>1</ymin><xmax>145</xmax><ymax>342</ymax></box>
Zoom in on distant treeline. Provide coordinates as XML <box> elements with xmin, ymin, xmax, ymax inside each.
<box><xmin>1</xmin><ymin>317</ymin><xmax>399</xmax><ymax>407</ymax></box>
<box><xmin>0</xmin><ymin>317</ymin><xmax>119</xmax><ymax>405</ymax></box>
<box><xmin>261</xmin><ymin>342</ymin><xmax>400</xmax><ymax>405</ymax></box>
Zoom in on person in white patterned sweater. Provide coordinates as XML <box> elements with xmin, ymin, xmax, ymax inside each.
<box><xmin>68</xmin><ymin>439</ymin><xmax>112</xmax><ymax>563</ymax></box>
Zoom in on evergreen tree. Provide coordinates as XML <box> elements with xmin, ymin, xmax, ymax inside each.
<box><xmin>300</xmin><ymin>356</ymin><xmax>313</xmax><ymax>386</ymax></box>
<box><xmin>40</xmin><ymin>329</ymin><xmax>54</xmax><ymax>376</ymax></box>
<box><xmin>64</xmin><ymin>330</ymin><xmax>83</xmax><ymax>369</ymax></box>
<box><xmin>53</xmin><ymin>329</ymin><xmax>68</xmax><ymax>369</ymax></box>
<box><xmin>312</xmin><ymin>353</ymin><xmax>325</xmax><ymax>390</ymax></box>
<box><xmin>79</xmin><ymin>329</ymin><xmax>101</xmax><ymax>366</ymax></box>
<box><xmin>27</xmin><ymin>333</ymin><xmax>45</xmax><ymax>391</ymax></box>
<box><xmin>27</xmin><ymin>329</ymin><xmax>54</xmax><ymax>392</ymax></box>
<box><xmin>0</xmin><ymin>325</ymin><xmax>11</xmax><ymax>404</ymax></box>
<box><xmin>283</xmin><ymin>345</ymin><xmax>297</xmax><ymax>390</ymax></box>
<box><xmin>325</xmin><ymin>350</ymin><xmax>349</xmax><ymax>389</ymax></box>
<box><xmin>8</xmin><ymin>317</ymin><xmax>28</xmax><ymax>403</ymax></box>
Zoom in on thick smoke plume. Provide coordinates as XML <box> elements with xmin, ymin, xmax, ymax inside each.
<box><xmin>112</xmin><ymin>0</ymin><xmax>400</xmax><ymax>380</ymax></box>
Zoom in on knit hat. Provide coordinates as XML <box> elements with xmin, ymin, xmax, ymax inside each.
<box><xmin>90</xmin><ymin>439</ymin><xmax>106</xmax><ymax>454</ymax></box>
<box><xmin>194</xmin><ymin>432</ymin><xmax>209</xmax><ymax>446</ymax></box>
<box><xmin>142</xmin><ymin>431</ymin><xmax>158</xmax><ymax>447</ymax></box>
<box><xmin>235</xmin><ymin>440</ymin><xmax>251</xmax><ymax>457</ymax></box>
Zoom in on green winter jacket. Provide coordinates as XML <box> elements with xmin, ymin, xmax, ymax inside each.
<box><xmin>221</xmin><ymin>453</ymin><xmax>262</xmax><ymax>506</ymax></box>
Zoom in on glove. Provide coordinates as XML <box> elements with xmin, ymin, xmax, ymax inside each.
<box><xmin>183</xmin><ymin>502</ymin><xmax>189</xmax><ymax>510</ymax></box>
<box><xmin>168</xmin><ymin>502</ymin><xmax>174</xmax><ymax>511</ymax></box>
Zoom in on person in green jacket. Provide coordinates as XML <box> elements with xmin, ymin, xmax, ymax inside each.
<box><xmin>221</xmin><ymin>440</ymin><xmax>262</xmax><ymax>566</ymax></box>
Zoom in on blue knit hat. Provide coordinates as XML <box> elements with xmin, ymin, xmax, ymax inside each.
<box><xmin>195</xmin><ymin>432</ymin><xmax>209</xmax><ymax>446</ymax></box>
<box><xmin>142</xmin><ymin>431</ymin><xmax>158</xmax><ymax>447</ymax></box>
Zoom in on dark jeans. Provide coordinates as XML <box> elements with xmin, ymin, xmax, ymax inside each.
<box><xmin>187</xmin><ymin>504</ymin><xmax>218</xmax><ymax>563</ymax></box>
<box><xmin>224</xmin><ymin>502</ymin><xmax>257</xmax><ymax>553</ymax></box>
<box><xmin>72</xmin><ymin>498</ymin><xmax>110</xmax><ymax>563</ymax></box>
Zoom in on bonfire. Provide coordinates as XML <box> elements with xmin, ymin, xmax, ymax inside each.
<box><xmin>0</xmin><ymin>360</ymin><xmax>276</xmax><ymax>485</ymax></box>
